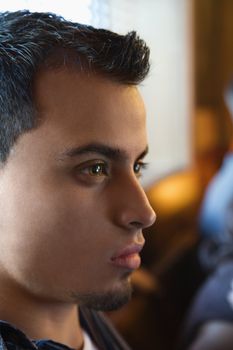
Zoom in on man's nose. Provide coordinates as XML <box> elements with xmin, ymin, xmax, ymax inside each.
<box><xmin>114</xmin><ymin>177</ymin><xmax>156</xmax><ymax>230</ymax></box>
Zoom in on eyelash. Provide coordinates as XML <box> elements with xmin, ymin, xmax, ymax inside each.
<box><xmin>77</xmin><ymin>161</ymin><xmax>109</xmax><ymax>178</ymax></box>
<box><xmin>74</xmin><ymin>160</ymin><xmax>148</xmax><ymax>184</ymax></box>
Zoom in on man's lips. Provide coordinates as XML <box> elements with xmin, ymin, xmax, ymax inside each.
<box><xmin>110</xmin><ymin>244</ymin><xmax>144</xmax><ymax>270</ymax></box>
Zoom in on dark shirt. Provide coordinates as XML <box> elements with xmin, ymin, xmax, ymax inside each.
<box><xmin>0</xmin><ymin>320</ymin><xmax>72</xmax><ymax>350</ymax></box>
<box><xmin>0</xmin><ymin>307</ymin><xmax>131</xmax><ymax>350</ymax></box>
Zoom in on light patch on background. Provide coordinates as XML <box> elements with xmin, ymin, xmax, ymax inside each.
<box><xmin>0</xmin><ymin>0</ymin><xmax>92</xmax><ymax>23</ymax></box>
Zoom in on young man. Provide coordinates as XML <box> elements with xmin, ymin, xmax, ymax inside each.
<box><xmin>0</xmin><ymin>10</ymin><xmax>156</xmax><ymax>350</ymax></box>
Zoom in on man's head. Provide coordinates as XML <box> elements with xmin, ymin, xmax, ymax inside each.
<box><xmin>0</xmin><ymin>11</ymin><xmax>155</xmax><ymax>312</ymax></box>
<box><xmin>0</xmin><ymin>10</ymin><xmax>150</xmax><ymax>163</ymax></box>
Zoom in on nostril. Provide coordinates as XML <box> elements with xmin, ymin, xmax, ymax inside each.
<box><xmin>129</xmin><ymin>221</ymin><xmax>143</xmax><ymax>229</ymax></box>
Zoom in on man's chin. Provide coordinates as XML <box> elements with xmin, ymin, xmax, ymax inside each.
<box><xmin>71</xmin><ymin>282</ymin><xmax>133</xmax><ymax>311</ymax></box>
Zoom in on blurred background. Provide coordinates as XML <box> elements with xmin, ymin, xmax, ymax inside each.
<box><xmin>1</xmin><ymin>0</ymin><xmax>233</xmax><ymax>349</ymax></box>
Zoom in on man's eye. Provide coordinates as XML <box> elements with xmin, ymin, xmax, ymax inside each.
<box><xmin>74</xmin><ymin>161</ymin><xmax>109</xmax><ymax>186</ymax></box>
<box><xmin>134</xmin><ymin>161</ymin><xmax>148</xmax><ymax>177</ymax></box>
<box><xmin>88</xmin><ymin>163</ymin><xmax>108</xmax><ymax>177</ymax></box>
<box><xmin>76</xmin><ymin>161</ymin><xmax>109</xmax><ymax>178</ymax></box>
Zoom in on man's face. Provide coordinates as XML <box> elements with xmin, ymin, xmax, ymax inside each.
<box><xmin>0</xmin><ymin>69</ymin><xmax>155</xmax><ymax>310</ymax></box>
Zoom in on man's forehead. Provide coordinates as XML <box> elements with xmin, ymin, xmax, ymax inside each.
<box><xmin>29</xmin><ymin>67</ymin><xmax>148</xmax><ymax>162</ymax></box>
<box><xmin>33</xmin><ymin>67</ymin><xmax>144</xmax><ymax>108</ymax></box>
<box><xmin>34</xmin><ymin>66</ymin><xmax>135</xmax><ymax>92</ymax></box>
<box><xmin>33</xmin><ymin>67</ymin><xmax>145</xmax><ymax>123</ymax></box>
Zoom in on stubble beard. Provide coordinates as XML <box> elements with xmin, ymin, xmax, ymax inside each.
<box><xmin>70</xmin><ymin>277</ymin><xmax>133</xmax><ymax>311</ymax></box>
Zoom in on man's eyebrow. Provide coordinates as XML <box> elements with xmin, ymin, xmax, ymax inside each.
<box><xmin>57</xmin><ymin>143</ymin><xmax>148</xmax><ymax>162</ymax></box>
<box><xmin>137</xmin><ymin>146</ymin><xmax>149</xmax><ymax>160</ymax></box>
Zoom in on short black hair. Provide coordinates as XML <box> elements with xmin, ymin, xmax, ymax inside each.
<box><xmin>0</xmin><ymin>10</ymin><xmax>150</xmax><ymax>162</ymax></box>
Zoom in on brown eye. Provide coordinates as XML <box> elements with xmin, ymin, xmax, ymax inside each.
<box><xmin>88</xmin><ymin>163</ymin><xmax>108</xmax><ymax>176</ymax></box>
<box><xmin>134</xmin><ymin>163</ymin><xmax>141</xmax><ymax>174</ymax></box>
<box><xmin>134</xmin><ymin>161</ymin><xmax>148</xmax><ymax>177</ymax></box>
<box><xmin>74</xmin><ymin>161</ymin><xmax>109</xmax><ymax>186</ymax></box>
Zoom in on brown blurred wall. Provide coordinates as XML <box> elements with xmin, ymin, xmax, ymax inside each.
<box><xmin>194</xmin><ymin>0</ymin><xmax>233</xmax><ymax>145</ymax></box>
<box><xmin>193</xmin><ymin>0</ymin><xmax>233</xmax><ymax>188</ymax></box>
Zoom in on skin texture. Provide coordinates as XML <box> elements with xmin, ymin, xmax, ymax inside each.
<box><xmin>0</xmin><ymin>68</ymin><xmax>156</xmax><ymax>348</ymax></box>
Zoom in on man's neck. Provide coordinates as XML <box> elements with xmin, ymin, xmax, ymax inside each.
<box><xmin>0</xmin><ymin>278</ymin><xmax>84</xmax><ymax>349</ymax></box>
